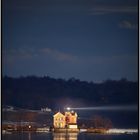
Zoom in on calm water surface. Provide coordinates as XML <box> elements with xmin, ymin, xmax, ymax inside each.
<box><xmin>2</xmin><ymin>132</ymin><xmax>138</xmax><ymax>140</ymax></box>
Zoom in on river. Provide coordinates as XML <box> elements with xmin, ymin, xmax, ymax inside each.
<box><xmin>2</xmin><ymin>132</ymin><xmax>138</xmax><ymax>140</ymax></box>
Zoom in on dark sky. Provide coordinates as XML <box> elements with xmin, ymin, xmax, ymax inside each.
<box><xmin>2</xmin><ymin>0</ymin><xmax>138</xmax><ymax>82</ymax></box>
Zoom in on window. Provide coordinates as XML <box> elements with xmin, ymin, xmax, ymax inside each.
<box><xmin>59</xmin><ymin>117</ymin><xmax>63</xmax><ymax>121</ymax></box>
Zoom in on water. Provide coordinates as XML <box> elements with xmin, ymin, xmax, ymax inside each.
<box><xmin>2</xmin><ymin>132</ymin><xmax>138</xmax><ymax>140</ymax></box>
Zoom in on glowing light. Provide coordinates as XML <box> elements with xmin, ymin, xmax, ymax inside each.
<box><xmin>67</xmin><ymin>107</ymin><xmax>71</xmax><ymax>111</ymax></box>
<box><xmin>28</xmin><ymin>125</ymin><xmax>31</xmax><ymax>129</ymax></box>
<box><xmin>66</xmin><ymin>105</ymin><xmax>137</xmax><ymax>111</ymax></box>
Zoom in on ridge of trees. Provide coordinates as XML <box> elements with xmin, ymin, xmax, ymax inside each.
<box><xmin>2</xmin><ymin>76</ymin><xmax>138</xmax><ymax>109</ymax></box>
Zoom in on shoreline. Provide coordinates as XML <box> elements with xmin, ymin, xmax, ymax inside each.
<box><xmin>2</xmin><ymin>128</ymin><xmax>138</xmax><ymax>135</ymax></box>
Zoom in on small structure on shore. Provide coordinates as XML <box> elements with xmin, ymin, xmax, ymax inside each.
<box><xmin>53</xmin><ymin>110</ymin><xmax>78</xmax><ymax>132</ymax></box>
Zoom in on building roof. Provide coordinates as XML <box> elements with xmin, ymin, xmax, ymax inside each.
<box><xmin>53</xmin><ymin>112</ymin><xmax>65</xmax><ymax>117</ymax></box>
<box><xmin>54</xmin><ymin>111</ymin><xmax>78</xmax><ymax>117</ymax></box>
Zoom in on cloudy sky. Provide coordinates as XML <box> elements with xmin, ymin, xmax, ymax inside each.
<box><xmin>2</xmin><ymin>0</ymin><xmax>138</xmax><ymax>82</ymax></box>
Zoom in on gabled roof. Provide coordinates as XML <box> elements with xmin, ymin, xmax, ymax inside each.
<box><xmin>53</xmin><ymin>112</ymin><xmax>65</xmax><ymax>117</ymax></box>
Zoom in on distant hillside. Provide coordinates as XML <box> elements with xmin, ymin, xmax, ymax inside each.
<box><xmin>2</xmin><ymin>76</ymin><xmax>138</xmax><ymax>110</ymax></box>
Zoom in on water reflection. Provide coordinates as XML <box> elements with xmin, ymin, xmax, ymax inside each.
<box><xmin>53</xmin><ymin>133</ymin><xmax>78</xmax><ymax>140</ymax></box>
<box><xmin>86</xmin><ymin>134</ymin><xmax>112</xmax><ymax>140</ymax></box>
<box><xmin>28</xmin><ymin>133</ymin><xmax>31</xmax><ymax>140</ymax></box>
<box><xmin>2</xmin><ymin>132</ymin><xmax>138</xmax><ymax>140</ymax></box>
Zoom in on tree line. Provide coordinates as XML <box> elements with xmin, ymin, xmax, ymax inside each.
<box><xmin>2</xmin><ymin>76</ymin><xmax>138</xmax><ymax>109</ymax></box>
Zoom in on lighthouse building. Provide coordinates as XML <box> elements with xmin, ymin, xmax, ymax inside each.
<box><xmin>53</xmin><ymin>110</ymin><xmax>78</xmax><ymax>129</ymax></box>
